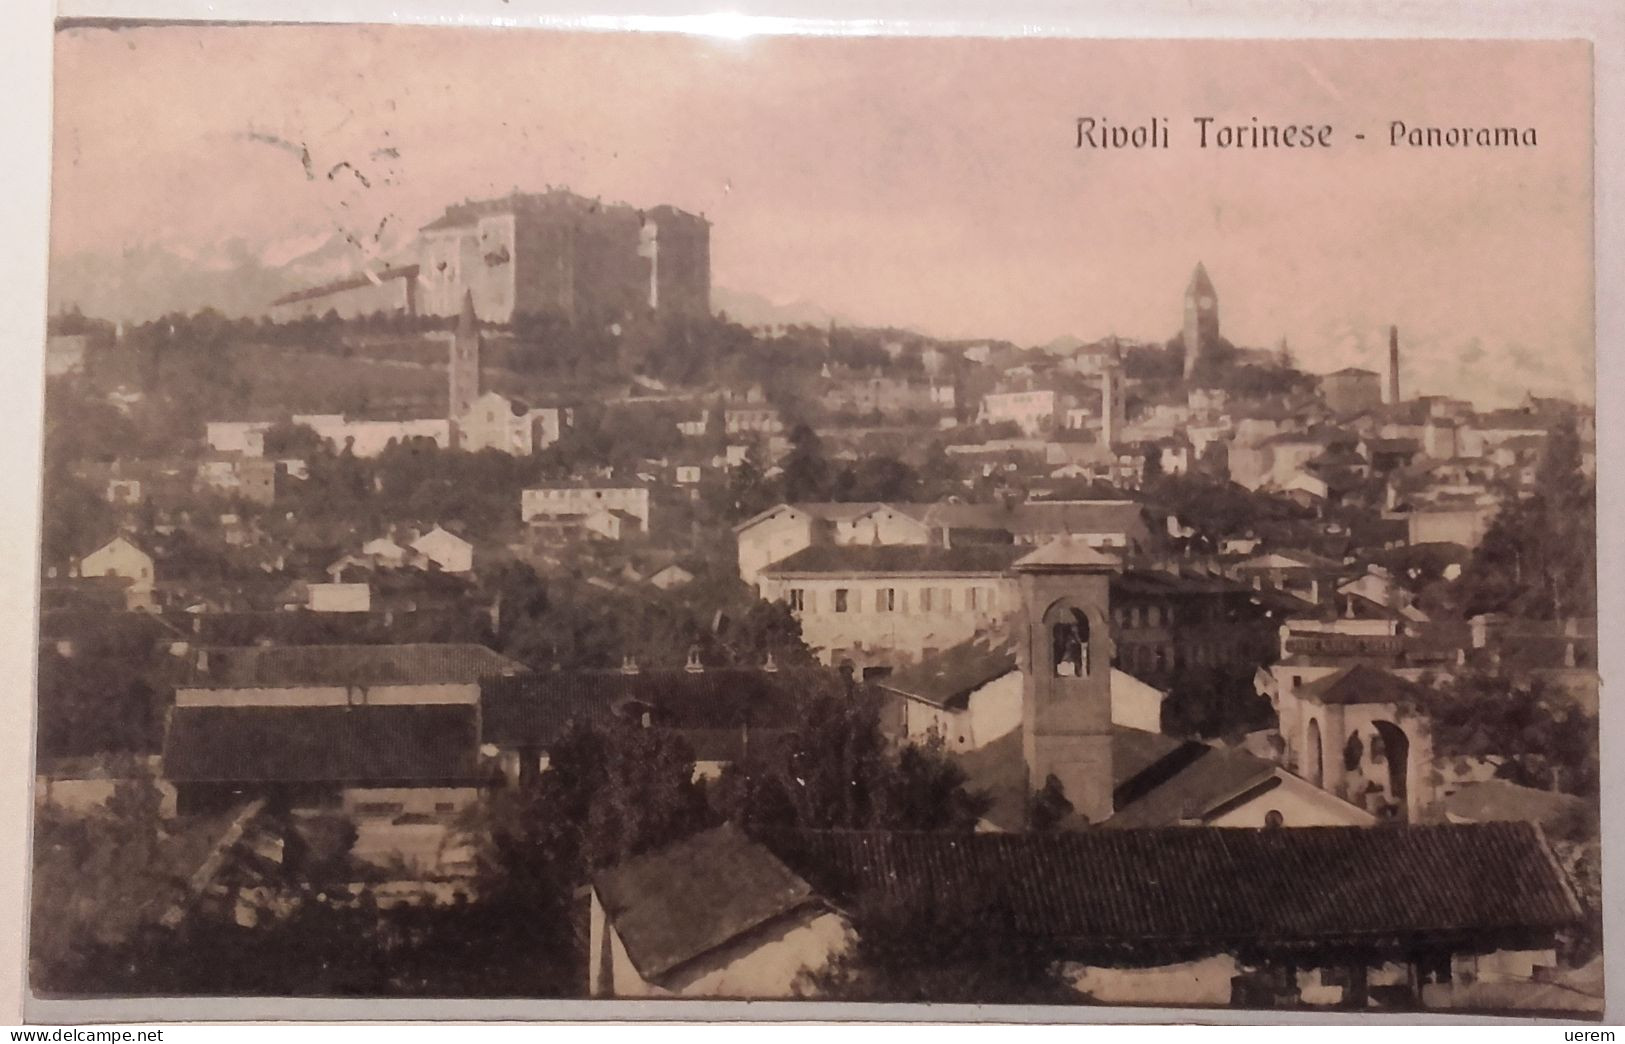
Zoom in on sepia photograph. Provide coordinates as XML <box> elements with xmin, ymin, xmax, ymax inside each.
<box><xmin>24</xmin><ymin>20</ymin><xmax>1602</xmax><ymax>1020</ymax></box>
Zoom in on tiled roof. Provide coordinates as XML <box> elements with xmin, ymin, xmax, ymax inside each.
<box><xmin>479</xmin><ymin>668</ymin><xmax>820</xmax><ymax>749</ymax></box>
<box><xmin>1105</xmin><ymin>744</ymin><xmax>1280</xmax><ymax>829</ymax></box>
<box><xmin>162</xmin><ymin>703</ymin><xmax>480</xmax><ymax>784</ymax></box>
<box><xmin>592</xmin><ymin>823</ymin><xmax>820</xmax><ymax>983</ymax></box>
<box><xmin>949</xmin><ymin>726</ymin><xmax>1194</xmax><ymax>833</ymax></box>
<box><xmin>741</xmin><ymin>500</ymin><xmax>1152</xmax><ymax>546</ymax></box>
<box><xmin>1437</xmin><ymin>780</ymin><xmax>1596</xmax><ymax>835</ymax></box>
<box><xmin>880</xmin><ymin>636</ymin><xmax>1018</xmax><ymax>709</ymax></box>
<box><xmin>182</xmin><ymin>643</ymin><xmax>527</xmax><ymax>689</ymax></box>
<box><xmin>1012</xmin><ymin>536</ymin><xmax>1122</xmax><ymax>572</ymax></box>
<box><xmin>762</xmin><ymin>544</ymin><xmax>1023</xmax><ymax>577</ymax></box>
<box><xmin>1296</xmin><ymin>664</ymin><xmax>1430</xmax><ymax>707</ymax></box>
<box><xmin>39</xmin><ymin>610</ymin><xmax>188</xmax><ymax>647</ymax></box>
<box><xmin>765</xmin><ymin>822</ymin><xmax>1584</xmax><ymax>950</ymax></box>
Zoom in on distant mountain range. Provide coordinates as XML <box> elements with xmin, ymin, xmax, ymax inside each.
<box><xmin>709</xmin><ymin>288</ymin><xmax>852</xmax><ymax>330</ymax></box>
<box><xmin>47</xmin><ymin>232</ymin><xmax>400</xmax><ymax>323</ymax></box>
<box><xmin>48</xmin><ymin>232</ymin><xmax>859</xmax><ymax>335</ymax></box>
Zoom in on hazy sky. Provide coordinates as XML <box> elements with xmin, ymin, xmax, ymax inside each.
<box><xmin>51</xmin><ymin>26</ymin><xmax>1592</xmax><ymax>405</ymax></box>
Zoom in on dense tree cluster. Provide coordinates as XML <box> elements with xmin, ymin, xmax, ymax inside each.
<box><xmin>1454</xmin><ymin>419</ymin><xmax>1596</xmax><ymax>620</ymax></box>
<box><xmin>1425</xmin><ymin>672</ymin><xmax>1600</xmax><ymax>798</ymax></box>
<box><xmin>32</xmin><ymin>675</ymin><xmax>990</xmax><ymax>997</ymax></box>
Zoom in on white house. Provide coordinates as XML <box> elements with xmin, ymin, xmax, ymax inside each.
<box><xmin>76</xmin><ymin>535</ymin><xmax>156</xmax><ymax>609</ymax></box>
<box><xmin>455</xmin><ymin>391</ymin><xmax>567</xmax><ymax>456</ymax></box>
<box><xmin>291</xmin><ymin>414</ymin><xmax>453</xmax><ymax>457</ymax></box>
<box><xmin>411</xmin><ymin>526</ymin><xmax>474</xmax><ymax>574</ymax></box>
<box><xmin>522</xmin><ymin>485</ymin><xmax>652</xmax><ymax>530</ymax></box>
<box><xmin>205</xmin><ymin>420</ymin><xmax>273</xmax><ymax>458</ymax></box>
<box><xmin>308</xmin><ymin>582</ymin><xmax>372</xmax><ymax>613</ymax></box>
<box><xmin>978</xmin><ymin>389</ymin><xmax>1058</xmax><ymax>435</ymax></box>
<box><xmin>588</xmin><ymin>824</ymin><xmax>850</xmax><ymax>998</ymax></box>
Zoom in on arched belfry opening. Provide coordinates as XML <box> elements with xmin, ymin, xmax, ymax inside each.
<box><xmin>1050</xmin><ymin>607</ymin><xmax>1092</xmax><ymax>678</ymax></box>
<box><xmin>1370</xmin><ymin>719</ymin><xmax>1411</xmax><ymax>814</ymax></box>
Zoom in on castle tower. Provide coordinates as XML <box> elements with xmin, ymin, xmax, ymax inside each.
<box><xmin>1387</xmin><ymin>325</ymin><xmax>1401</xmax><ymax>405</ymax></box>
<box><xmin>1014</xmin><ymin>537</ymin><xmax>1121</xmax><ymax>826</ymax></box>
<box><xmin>450</xmin><ymin>290</ymin><xmax>482</xmax><ymax>426</ymax></box>
<box><xmin>1182</xmin><ymin>263</ymin><xmax>1220</xmax><ymax>380</ymax></box>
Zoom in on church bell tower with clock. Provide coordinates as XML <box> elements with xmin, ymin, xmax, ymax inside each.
<box><xmin>1182</xmin><ymin>262</ymin><xmax>1220</xmax><ymax>380</ymax></box>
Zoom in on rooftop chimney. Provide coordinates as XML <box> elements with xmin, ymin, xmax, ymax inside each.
<box><xmin>620</xmin><ymin>655</ymin><xmax>640</xmax><ymax>675</ymax></box>
<box><xmin>763</xmin><ymin>651</ymin><xmax>779</xmax><ymax>673</ymax></box>
<box><xmin>685</xmin><ymin>646</ymin><xmax>705</xmax><ymax>673</ymax></box>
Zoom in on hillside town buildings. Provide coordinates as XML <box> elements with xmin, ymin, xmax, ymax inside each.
<box><xmin>36</xmin><ymin>234</ymin><xmax>1601</xmax><ymax>1014</ymax></box>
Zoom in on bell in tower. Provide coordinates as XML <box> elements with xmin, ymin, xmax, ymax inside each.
<box><xmin>1013</xmin><ymin>536</ymin><xmax>1121</xmax><ymax>827</ymax></box>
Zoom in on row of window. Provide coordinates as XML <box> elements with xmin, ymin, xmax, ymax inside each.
<box><xmin>1111</xmin><ymin>601</ymin><xmax>1229</xmax><ymax>628</ymax></box>
<box><xmin>787</xmin><ymin>585</ymin><xmax>998</xmax><ymax>615</ymax></box>
<box><xmin>1116</xmin><ymin>639</ymin><xmax>1233</xmax><ymax>673</ymax></box>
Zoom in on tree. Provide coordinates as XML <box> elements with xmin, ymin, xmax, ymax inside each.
<box><xmin>804</xmin><ymin>884</ymin><xmax>1079</xmax><ymax>1003</ymax></box>
<box><xmin>1455</xmin><ymin>419</ymin><xmax>1596</xmax><ymax>620</ymax></box>
<box><xmin>1426</xmin><ymin>672</ymin><xmax>1599</xmax><ymax>797</ymax></box>
<box><xmin>1142</xmin><ymin>445</ymin><xmax>1164</xmax><ymax>482</ymax></box>
<box><xmin>829</xmin><ymin>455</ymin><xmax>921</xmax><ymax>503</ymax></box>
<box><xmin>715</xmin><ymin>681</ymin><xmax>990</xmax><ymax>833</ymax></box>
<box><xmin>781</xmin><ymin>423</ymin><xmax>831</xmax><ymax>502</ymax></box>
<box><xmin>262</xmin><ymin>421</ymin><xmax>324</xmax><ymax>458</ymax></box>
<box><xmin>486</xmin><ymin>719</ymin><xmax>712</xmax><ymax>886</ymax></box>
<box><xmin>1159</xmin><ymin>662</ymin><xmax>1276</xmax><ymax>741</ymax></box>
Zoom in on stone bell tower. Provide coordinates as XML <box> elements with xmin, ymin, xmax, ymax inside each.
<box><xmin>450</xmin><ymin>290</ymin><xmax>482</xmax><ymax>425</ymax></box>
<box><xmin>1014</xmin><ymin>536</ymin><xmax>1121</xmax><ymax>826</ymax></box>
<box><xmin>1182</xmin><ymin>262</ymin><xmax>1219</xmax><ymax>380</ymax></box>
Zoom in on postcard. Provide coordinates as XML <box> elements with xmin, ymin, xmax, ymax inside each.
<box><xmin>27</xmin><ymin>22</ymin><xmax>1600</xmax><ymax>1021</ymax></box>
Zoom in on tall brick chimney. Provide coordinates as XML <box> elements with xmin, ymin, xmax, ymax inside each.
<box><xmin>1387</xmin><ymin>325</ymin><xmax>1401</xmax><ymax>405</ymax></box>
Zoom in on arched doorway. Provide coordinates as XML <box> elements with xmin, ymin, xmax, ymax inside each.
<box><xmin>1307</xmin><ymin>718</ymin><xmax>1324</xmax><ymax>787</ymax></box>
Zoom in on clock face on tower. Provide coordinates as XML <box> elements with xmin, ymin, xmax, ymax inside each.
<box><xmin>1198</xmin><ymin>296</ymin><xmax>1214</xmax><ymax>309</ymax></box>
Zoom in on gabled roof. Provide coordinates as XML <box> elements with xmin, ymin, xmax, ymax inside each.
<box><xmin>950</xmin><ymin>725</ymin><xmax>1191</xmax><ymax>833</ymax></box>
<box><xmin>411</xmin><ymin>525</ymin><xmax>472</xmax><ymax>550</ymax></box>
<box><xmin>765</xmin><ymin>822</ymin><xmax>1584</xmax><ymax>951</ymax></box>
<box><xmin>592</xmin><ymin>823</ymin><xmax>820</xmax><ymax>984</ymax></box>
<box><xmin>480</xmin><ymin>668</ymin><xmax>818</xmax><ymax>748</ymax></box>
<box><xmin>1234</xmin><ymin>549</ymin><xmax>1345</xmax><ymax>573</ymax></box>
<box><xmin>1012</xmin><ymin>536</ymin><xmax>1122</xmax><ymax>573</ymax></box>
<box><xmin>1105</xmin><ymin>744</ymin><xmax>1283</xmax><ymax>829</ymax></box>
<box><xmin>82</xmin><ymin>533</ymin><xmax>153</xmax><ymax>560</ymax></box>
<box><xmin>732</xmin><ymin>501</ymin><xmax>887</xmax><ymax>534</ymax></box>
<box><xmin>1296</xmin><ymin>664</ymin><xmax>1430</xmax><ymax>706</ymax></box>
<box><xmin>162</xmin><ymin>703</ymin><xmax>480</xmax><ymax>784</ymax></box>
<box><xmin>880</xmin><ymin>636</ymin><xmax>1018</xmax><ymax>710</ymax></box>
